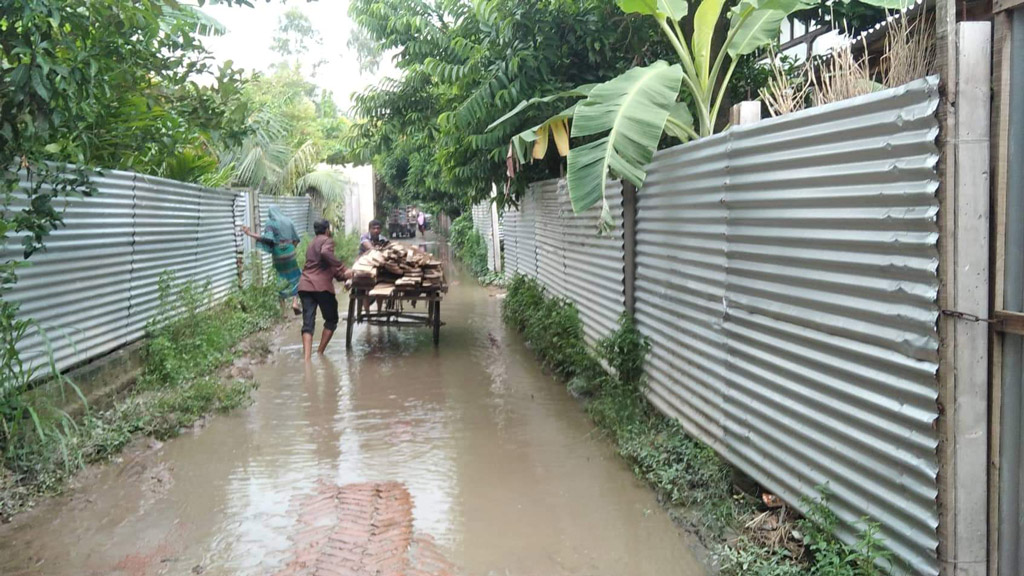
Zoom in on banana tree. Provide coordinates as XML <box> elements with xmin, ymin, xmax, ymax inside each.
<box><xmin>489</xmin><ymin>0</ymin><xmax>904</xmax><ymax>227</ymax></box>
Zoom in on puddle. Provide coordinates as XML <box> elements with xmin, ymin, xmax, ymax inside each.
<box><xmin>0</xmin><ymin>239</ymin><xmax>707</xmax><ymax>576</ymax></box>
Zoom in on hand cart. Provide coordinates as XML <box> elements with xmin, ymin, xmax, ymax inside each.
<box><xmin>345</xmin><ymin>286</ymin><xmax>445</xmax><ymax>348</ymax></box>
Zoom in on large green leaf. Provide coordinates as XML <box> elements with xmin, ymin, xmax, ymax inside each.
<box><xmin>566</xmin><ymin>61</ymin><xmax>683</xmax><ymax>215</ymax></box>
<box><xmin>727</xmin><ymin>0</ymin><xmax>814</xmax><ymax>57</ymax></box>
<box><xmin>486</xmin><ymin>85</ymin><xmax>594</xmax><ymax>132</ymax></box>
<box><xmin>617</xmin><ymin>0</ymin><xmax>688</xmax><ymax>21</ymax></box>
<box><xmin>692</xmin><ymin>0</ymin><xmax>728</xmax><ymax>84</ymax></box>
<box><xmin>857</xmin><ymin>0</ymin><xmax>915</xmax><ymax>7</ymax></box>
<box><xmin>663</xmin><ymin>101</ymin><xmax>695</xmax><ymax>142</ymax></box>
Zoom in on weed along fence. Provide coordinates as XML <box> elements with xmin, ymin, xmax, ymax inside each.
<box><xmin>501</xmin><ymin>178</ymin><xmax>628</xmax><ymax>345</ymax></box>
<box><xmin>2</xmin><ymin>169</ymin><xmax>312</xmax><ymax>380</ymax></box>
<box><xmin>500</xmin><ymin>78</ymin><xmax>942</xmax><ymax>575</ymax></box>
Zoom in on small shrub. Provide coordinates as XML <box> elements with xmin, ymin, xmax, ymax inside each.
<box><xmin>448</xmin><ymin>213</ymin><xmax>490</xmax><ymax>280</ymax></box>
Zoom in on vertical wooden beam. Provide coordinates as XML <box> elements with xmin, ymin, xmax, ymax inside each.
<box><xmin>988</xmin><ymin>14</ymin><xmax>1012</xmax><ymax>576</ymax></box>
<box><xmin>935</xmin><ymin>0</ymin><xmax>959</xmax><ymax>573</ymax></box>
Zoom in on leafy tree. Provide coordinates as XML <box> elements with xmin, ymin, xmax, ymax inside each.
<box><xmin>0</xmin><ymin>0</ymin><xmax>271</xmax><ymax>396</ymax></box>
<box><xmin>345</xmin><ymin>0</ymin><xmax>667</xmax><ymax>212</ymax></box>
<box><xmin>272</xmin><ymin>7</ymin><xmax>322</xmax><ymax>58</ymax></box>
<box><xmin>492</xmin><ymin>0</ymin><xmax>913</xmax><ymax>227</ymax></box>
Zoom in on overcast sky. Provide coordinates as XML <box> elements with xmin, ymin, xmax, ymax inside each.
<box><xmin>199</xmin><ymin>0</ymin><xmax>396</xmax><ymax>112</ymax></box>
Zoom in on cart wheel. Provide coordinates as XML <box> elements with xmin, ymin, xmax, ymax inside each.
<box><xmin>346</xmin><ymin>296</ymin><xmax>356</xmax><ymax>349</ymax></box>
<box><xmin>432</xmin><ymin>300</ymin><xmax>441</xmax><ymax>346</ymax></box>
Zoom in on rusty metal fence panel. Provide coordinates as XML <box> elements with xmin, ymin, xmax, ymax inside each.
<box><xmin>635</xmin><ymin>77</ymin><xmax>941</xmax><ymax>575</ymax></box>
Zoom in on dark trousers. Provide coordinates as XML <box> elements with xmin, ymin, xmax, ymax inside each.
<box><xmin>299</xmin><ymin>291</ymin><xmax>339</xmax><ymax>334</ymax></box>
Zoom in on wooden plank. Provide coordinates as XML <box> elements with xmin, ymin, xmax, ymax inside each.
<box><xmin>995</xmin><ymin>311</ymin><xmax>1024</xmax><ymax>335</ymax></box>
<box><xmin>988</xmin><ymin>16</ymin><xmax>1012</xmax><ymax>576</ymax></box>
<box><xmin>368</xmin><ymin>284</ymin><xmax>395</xmax><ymax>298</ymax></box>
<box><xmin>934</xmin><ymin>1</ymin><xmax>958</xmax><ymax>572</ymax></box>
<box><xmin>994</xmin><ymin>0</ymin><xmax>1024</xmax><ymax>13</ymax></box>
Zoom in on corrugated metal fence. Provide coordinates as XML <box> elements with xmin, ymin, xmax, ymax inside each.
<box><xmin>2</xmin><ymin>171</ymin><xmax>311</xmax><ymax>378</ymax></box>
<box><xmin>501</xmin><ymin>178</ymin><xmax>627</xmax><ymax>344</ymax></box>
<box><xmin>470</xmin><ymin>201</ymin><xmax>496</xmax><ymax>271</ymax></box>
<box><xmin>502</xmin><ymin>78</ymin><xmax>941</xmax><ymax>574</ymax></box>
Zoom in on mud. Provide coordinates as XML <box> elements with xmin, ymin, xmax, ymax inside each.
<box><xmin>0</xmin><ymin>240</ymin><xmax>707</xmax><ymax>576</ymax></box>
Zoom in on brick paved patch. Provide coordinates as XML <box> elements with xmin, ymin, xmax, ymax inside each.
<box><xmin>275</xmin><ymin>481</ymin><xmax>456</xmax><ymax>576</ymax></box>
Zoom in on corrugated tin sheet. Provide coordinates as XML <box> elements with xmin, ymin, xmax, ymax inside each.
<box><xmin>562</xmin><ymin>181</ymin><xmax>626</xmax><ymax>344</ymax></box>
<box><xmin>3</xmin><ymin>170</ymin><xmax>136</xmax><ymax>375</ymax></box>
<box><xmin>516</xmin><ymin>188</ymin><xmax>538</xmax><ymax>278</ymax></box>
<box><xmin>637</xmin><ymin>136</ymin><xmax>731</xmax><ymax>448</ymax></box>
<box><xmin>4</xmin><ymin>173</ymin><xmax>302</xmax><ymax>379</ymax></box>
<box><xmin>129</xmin><ymin>175</ymin><xmax>205</xmax><ymax>338</ymax></box>
<box><xmin>635</xmin><ymin>77</ymin><xmax>941</xmax><ymax>575</ymax></box>
<box><xmin>197</xmin><ymin>188</ymin><xmax>238</xmax><ymax>301</ymax></box>
<box><xmin>534</xmin><ymin>180</ymin><xmax>566</xmax><ymax>298</ymax></box>
<box><xmin>502</xmin><ymin>207</ymin><xmax>520</xmax><ymax>277</ymax></box>
<box><xmin>471</xmin><ymin>201</ymin><xmax>496</xmax><ymax>271</ymax></box>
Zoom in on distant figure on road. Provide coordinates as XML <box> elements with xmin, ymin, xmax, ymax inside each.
<box><xmin>298</xmin><ymin>219</ymin><xmax>351</xmax><ymax>361</ymax></box>
<box><xmin>242</xmin><ymin>205</ymin><xmax>301</xmax><ymax>315</ymax></box>
<box><xmin>417</xmin><ymin>210</ymin><xmax>426</xmax><ymax>237</ymax></box>
<box><xmin>358</xmin><ymin>219</ymin><xmax>389</xmax><ymax>256</ymax></box>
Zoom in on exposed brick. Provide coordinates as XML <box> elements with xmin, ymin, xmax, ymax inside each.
<box><xmin>274</xmin><ymin>481</ymin><xmax>456</xmax><ymax>576</ymax></box>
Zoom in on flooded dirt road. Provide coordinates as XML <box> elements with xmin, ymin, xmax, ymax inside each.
<box><xmin>0</xmin><ymin>240</ymin><xmax>706</xmax><ymax>576</ymax></box>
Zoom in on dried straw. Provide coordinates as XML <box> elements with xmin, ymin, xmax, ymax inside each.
<box><xmin>760</xmin><ymin>50</ymin><xmax>811</xmax><ymax>118</ymax></box>
<box><xmin>882</xmin><ymin>10</ymin><xmax>935</xmax><ymax>87</ymax></box>
<box><xmin>812</xmin><ymin>39</ymin><xmax>875</xmax><ymax>106</ymax></box>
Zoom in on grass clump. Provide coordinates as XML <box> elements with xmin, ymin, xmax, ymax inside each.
<box><xmin>502</xmin><ymin>274</ymin><xmax>893</xmax><ymax>576</ymax></box>
<box><xmin>0</xmin><ymin>268</ymin><xmax>281</xmax><ymax>518</ymax></box>
<box><xmin>448</xmin><ymin>213</ymin><xmax>494</xmax><ymax>283</ymax></box>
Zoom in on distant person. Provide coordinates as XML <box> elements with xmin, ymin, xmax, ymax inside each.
<box><xmin>298</xmin><ymin>219</ymin><xmax>351</xmax><ymax>361</ymax></box>
<box><xmin>358</xmin><ymin>219</ymin><xmax>389</xmax><ymax>256</ymax></box>
<box><xmin>242</xmin><ymin>205</ymin><xmax>301</xmax><ymax>315</ymax></box>
<box><xmin>417</xmin><ymin>210</ymin><xmax>426</xmax><ymax>237</ymax></box>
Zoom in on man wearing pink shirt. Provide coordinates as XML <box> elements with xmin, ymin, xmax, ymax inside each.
<box><xmin>298</xmin><ymin>219</ymin><xmax>352</xmax><ymax>361</ymax></box>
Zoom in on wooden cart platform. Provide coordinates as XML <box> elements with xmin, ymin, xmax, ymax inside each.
<box><xmin>345</xmin><ymin>286</ymin><xmax>445</xmax><ymax>348</ymax></box>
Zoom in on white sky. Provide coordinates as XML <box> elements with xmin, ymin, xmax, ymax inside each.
<box><xmin>199</xmin><ymin>0</ymin><xmax>396</xmax><ymax>112</ymax></box>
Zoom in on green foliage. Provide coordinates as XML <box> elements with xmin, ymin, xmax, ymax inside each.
<box><xmin>0</xmin><ymin>271</ymin><xmax>280</xmax><ymax>517</ymax></box>
<box><xmin>502</xmin><ymin>276</ymin><xmax>597</xmax><ymax>380</ymax></box>
<box><xmin>447</xmin><ymin>213</ymin><xmax>491</xmax><ymax>281</ymax></box>
<box><xmin>716</xmin><ymin>492</ymin><xmax>893</xmax><ymax>576</ymax></box>
<box><xmin>334</xmin><ymin>232</ymin><xmax>362</xmax><ymax>268</ymax></box>
<box><xmin>346</xmin><ymin>0</ymin><xmax>667</xmax><ymax>212</ymax></box>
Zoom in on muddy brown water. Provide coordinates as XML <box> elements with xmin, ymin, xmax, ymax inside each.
<box><xmin>0</xmin><ymin>240</ymin><xmax>707</xmax><ymax>576</ymax></box>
